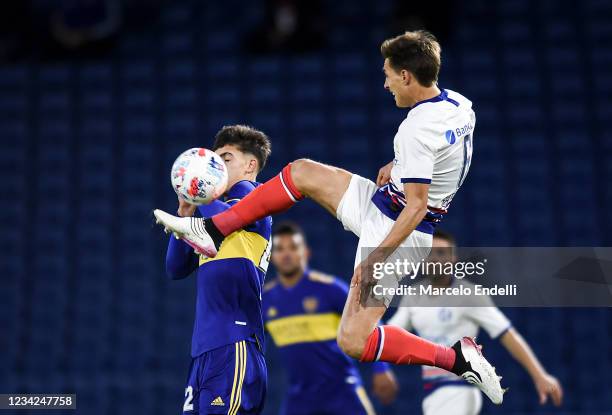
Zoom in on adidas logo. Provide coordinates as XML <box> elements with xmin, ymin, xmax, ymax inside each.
<box><xmin>211</xmin><ymin>396</ymin><xmax>225</xmax><ymax>406</ymax></box>
<box><xmin>462</xmin><ymin>371</ymin><xmax>481</xmax><ymax>385</ymax></box>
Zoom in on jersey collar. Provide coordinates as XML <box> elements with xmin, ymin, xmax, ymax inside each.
<box><xmin>409</xmin><ymin>88</ymin><xmax>459</xmax><ymax>112</ymax></box>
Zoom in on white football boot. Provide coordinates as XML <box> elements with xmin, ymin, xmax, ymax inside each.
<box><xmin>453</xmin><ymin>336</ymin><xmax>506</xmax><ymax>405</ymax></box>
<box><xmin>153</xmin><ymin>209</ymin><xmax>218</xmax><ymax>257</ymax></box>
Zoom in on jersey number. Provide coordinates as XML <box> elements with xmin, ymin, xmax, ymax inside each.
<box><xmin>457</xmin><ymin>133</ymin><xmax>473</xmax><ymax>188</ymax></box>
<box><xmin>258</xmin><ymin>239</ymin><xmax>272</xmax><ymax>272</ymax></box>
<box><xmin>183</xmin><ymin>386</ymin><xmax>194</xmax><ymax>411</ymax></box>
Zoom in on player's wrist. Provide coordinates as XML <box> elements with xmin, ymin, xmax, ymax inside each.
<box><xmin>531</xmin><ymin>369</ymin><xmax>550</xmax><ymax>384</ymax></box>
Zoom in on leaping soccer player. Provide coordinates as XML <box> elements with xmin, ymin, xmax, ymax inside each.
<box><xmin>264</xmin><ymin>222</ymin><xmax>399</xmax><ymax>415</ymax></box>
<box><xmin>164</xmin><ymin>125</ymin><xmax>273</xmax><ymax>415</ymax></box>
<box><xmin>155</xmin><ymin>30</ymin><xmax>506</xmax><ymax>404</ymax></box>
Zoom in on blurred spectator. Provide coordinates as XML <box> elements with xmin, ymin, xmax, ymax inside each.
<box><xmin>244</xmin><ymin>0</ymin><xmax>327</xmax><ymax>53</ymax></box>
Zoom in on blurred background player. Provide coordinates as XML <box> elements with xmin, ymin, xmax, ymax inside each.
<box><xmin>164</xmin><ymin>125</ymin><xmax>273</xmax><ymax>415</ymax></box>
<box><xmin>387</xmin><ymin>230</ymin><xmax>563</xmax><ymax>415</ymax></box>
<box><xmin>154</xmin><ymin>30</ymin><xmax>505</xmax><ymax>404</ymax></box>
<box><xmin>264</xmin><ymin>222</ymin><xmax>399</xmax><ymax>415</ymax></box>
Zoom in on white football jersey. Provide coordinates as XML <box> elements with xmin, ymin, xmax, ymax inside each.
<box><xmin>373</xmin><ymin>89</ymin><xmax>475</xmax><ymax>229</ymax></box>
<box><xmin>387</xmin><ymin>280</ymin><xmax>511</xmax><ymax>384</ymax></box>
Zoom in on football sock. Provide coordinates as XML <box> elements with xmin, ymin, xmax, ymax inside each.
<box><xmin>210</xmin><ymin>163</ymin><xmax>304</xmax><ymax>238</ymax></box>
<box><xmin>360</xmin><ymin>325</ymin><xmax>456</xmax><ymax>371</ymax></box>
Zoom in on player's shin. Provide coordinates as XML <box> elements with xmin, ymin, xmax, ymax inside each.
<box><xmin>359</xmin><ymin>325</ymin><xmax>456</xmax><ymax>371</ymax></box>
<box><xmin>210</xmin><ymin>163</ymin><xmax>304</xmax><ymax>237</ymax></box>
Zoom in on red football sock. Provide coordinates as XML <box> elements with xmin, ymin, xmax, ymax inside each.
<box><xmin>360</xmin><ymin>326</ymin><xmax>456</xmax><ymax>371</ymax></box>
<box><xmin>212</xmin><ymin>163</ymin><xmax>304</xmax><ymax>236</ymax></box>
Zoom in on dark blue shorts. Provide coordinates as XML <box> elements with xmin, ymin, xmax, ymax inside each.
<box><xmin>182</xmin><ymin>340</ymin><xmax>267</xmax><ymax>415</ymax></box>
<box><xmin>281</xmin><ymin>383</ymin><xmax>375</xmax><ymax>415</ymax></box>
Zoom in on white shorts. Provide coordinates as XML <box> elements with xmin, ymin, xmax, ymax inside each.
<box><xmin>422</xmin><ymin>386</ymin><xmax>482</xmax><ymax>415</ymax></box>
<box><xmin>336</xmin><ymin>174</ymin><xmax>433</xmax><ymax>305</ymax></box>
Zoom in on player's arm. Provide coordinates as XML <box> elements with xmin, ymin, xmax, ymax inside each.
<box><xmin>166</xmin><ymin>236</ymin><xmax>199</xmax><ymax>279</ymax></box>
<box><xmin>371</xmin><ymin>364</ymin><xmax>398</xmax><ymax>405</ymax></box>
<box><xmin>368</xmin><ymin>182</ymin><xmax>428</xmax><ymax>264</ymax></box>
<box><xmin>165</xmin><ymin>197</ymin><xmax>230</xmax><ymax>279</ymax></box>
<box><xmin>499</xmin><ymin>328</ymin><xmax>563</xmax><ymax>406</ymax></box>
<box><xmin>376</xmin><ymin>160</ymin><xmax>394</xmax><ymax>187</ymax></box>
<box><xmin>367</xmin><ymin>121</ymin><xmax>433</xmax><ymax>266</ymax></box>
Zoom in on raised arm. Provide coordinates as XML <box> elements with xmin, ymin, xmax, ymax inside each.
<box><xmin>500</xmin><ymin>328</ymin><xmax>563</xmax><ymax>406</ymax></box>
<box><xmin>166</xmin><ymin>236</ymin><xmax>199</xmax><ymax>279</ymax></box>
<box><xmin>355</xmin><ymin>182</ymin><xmax>428</xmax><ymax>293</ymax></box>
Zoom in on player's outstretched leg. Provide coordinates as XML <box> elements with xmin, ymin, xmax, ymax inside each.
<box><xmin>337</xmin><ymin>284</ymin><xmax>505</xmax><ymax>405</ymax></box>
<box><xmin>154</xmin><ymin>159</ymin><xmax>352</xmax><ymax>256</ymax></box>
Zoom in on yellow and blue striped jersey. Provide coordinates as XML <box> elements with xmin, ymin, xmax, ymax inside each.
<box><xmin>166</xmin><ymin>180</ymin><xmax>272</xmax><ymax>357</ymax></box>
<box><xmin>263</xmin><ymin>270</ymin><xmax>389</xmax><ymax>397</ymax></box>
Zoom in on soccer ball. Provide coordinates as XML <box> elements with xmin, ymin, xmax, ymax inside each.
<box><xmin>170</xmin><ymin>148</ymin><xmax>229</xmax><ymax>205</ymax></box>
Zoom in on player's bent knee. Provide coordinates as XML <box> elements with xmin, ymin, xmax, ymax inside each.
<box><xmin>289</xmin><ymin>158</ymin><xmax>315</xmax><ymax>188</ymax></box>
<box><xmin>337</xmin><ymin>326</ymin><xmax>366</xmax><ymax>359</ymax></box>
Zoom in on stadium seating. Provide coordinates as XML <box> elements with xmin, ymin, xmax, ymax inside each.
<box><xmin>0</xmin><ymin>0</ymin><xmax>610</xmax><ymax>414</ymax></box>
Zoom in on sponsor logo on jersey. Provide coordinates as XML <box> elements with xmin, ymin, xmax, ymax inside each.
<box><xmin>455</xmin><ymin>122</ymin><xmax>474</xmax><ymax>138</ymax></box>
<box><xmin>438</xmin><ymin>308</ymin><xmax>452</xmax><ymax>322</ymax></box>
<box><xmin>445</xmin><ymin>122</ymin><xmax>473</xmax><ymax>144</ymax></box>
<box><xmin>211</xmin><ymin>396</ymin><xmax>225</xmax><ymax>406</ymax></box>
<box><xmin>267</xmin><ymin>306</ymin><xmax>278</xmax><ymax>318</ymax></box>
<box><xmin>303</xmin><ymin>297</ymin><xmax>319</xmax><ymax>313</ymax></box>
<box><xmin>445</xmin><ymin>129</ymin><xmax>456</xmax><ymax>144</ymax></box>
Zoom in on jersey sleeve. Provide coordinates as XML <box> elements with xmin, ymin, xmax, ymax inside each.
<box><xmin>329</xmin><ymin>277</ymin><xmax>350</xmax><ymax>313</ymax></box>
<box><xmin>166</xmin><ymin>200</ymin><xmax>231</xmax><ymax>279</ymax></box>
<box><xmin>466</xmin><ymin>297</ymin><xmax>512</xmax><ymax>339</ymax></box>
<box><xmin>395</xmin><ymin>121</ymin><xmax>436</xmax><ymax>184</ymax></box>
<box><xmin>386</xmin><ymin>307</ymin><xmax>412</xmax><ymax>331</ymax></box>
<box><xmin>165</xmin><ymin>236</ymin><xmax>199</xmax><ymax>279</ymax></box>
<box><xmin>372</xmin><ymin>361</ymin><xmax>392</xmax><ymax>374</ymax></box>
<box><xmin>197</xmin><ymin>199</ymin><xmax>230</xmax><ymax>216</ymax></box>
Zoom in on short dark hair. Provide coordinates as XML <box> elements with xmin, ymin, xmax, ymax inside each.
<box><xmin>273</xmin><ymin>221</ymin><xmax>307</xmax><ymax>243</ymax></box>
<box><xmin>380</xmin><ymin>30</ymin><xmax>441</xmax><ymax>86</ymax></box>
<box><xmin>213</xmin><ymin>125</ymin><xmax>272</xmax><ymax>173</ymax></box>
<box><xmin>433</xmin><ymin>229</ymin><xmax>456</xmax><ymax>246</ymax></box>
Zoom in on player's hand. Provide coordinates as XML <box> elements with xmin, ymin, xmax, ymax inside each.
<box><xmin>534</xmin><ymin>372</ymin><xmax>563</xmax><ymax>406</ymax></box>
<box><xmin>372</xmin><ymin>370</ymin><xmax>399</xmax><ymax>405</ymax></box>
<box><xmin>376</xmin><ymin>160</ymin><xmax>394</xmax><ymax>187</ymax></box>
<box><xmin>351</xmin><ymin>258</ymin><xmax>381</xmax><ymax>305</ymax></box>
<box><xmin>177</xmin><ymin>196</ymin><xmax>197</xmax><ymax>217</ymax></box>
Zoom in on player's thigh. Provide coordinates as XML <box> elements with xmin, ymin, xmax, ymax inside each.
<box><xmin>335</xmin><ymin>174</ymin><xmax>379</xmax><ymax>237</ymax></box>
<box><xmin>291</xmin><ymin>158</ymin><xmax>353</xmax><ymax>216</ymax></box>
<box><xmin>183</xmin><ymin>358</ymin><xmax>201</xmax><ymax>414</ymax></box>
<box><xmin>236</xmin><ymin>342</ymin><xmax>267</xmax><ymax>415</ymax></box>
<box><xmin>422</xmin><ymin>387</ymin><xmax>482</xmax><ymax>415</ymax></box>
<box><xmin>183</xmin><ymin>341</ymin><xmax>266</xmax><ymax>415</ymax></box>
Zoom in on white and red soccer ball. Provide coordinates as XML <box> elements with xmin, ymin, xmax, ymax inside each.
<box><xmin>170</xmin><ymin>148</ymin><xmax>228</xmax><ymax>205</ymax></box>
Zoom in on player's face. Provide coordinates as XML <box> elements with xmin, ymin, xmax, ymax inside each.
<box><xmin>215</xmin><ymin>144</ymin><xmax>258</xmax><ymax>189</ymax></box>
<box><xmin>271</xmin><ymin>233</ymin><xmax>308</xmax><ymax>276</ymax></box>
<box><xmin>383</xmin><ymin>58</ymin><xmax>410</xmax><ymax>108</ymax></box>
<box><xmin>426</xmin><ymin>237</ymin><xmax>457</xmax><ymax>277</ymax></box>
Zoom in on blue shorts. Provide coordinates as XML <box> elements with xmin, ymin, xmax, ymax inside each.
<box><xmin>182</xmin><ymin>340</ymin><xmax>267</xmax><ymax>415</ymax></box>
<box><xmin>281</xmin><ymin>383</ymin><xmax>375</xmax><ymax>415</ymax></box>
